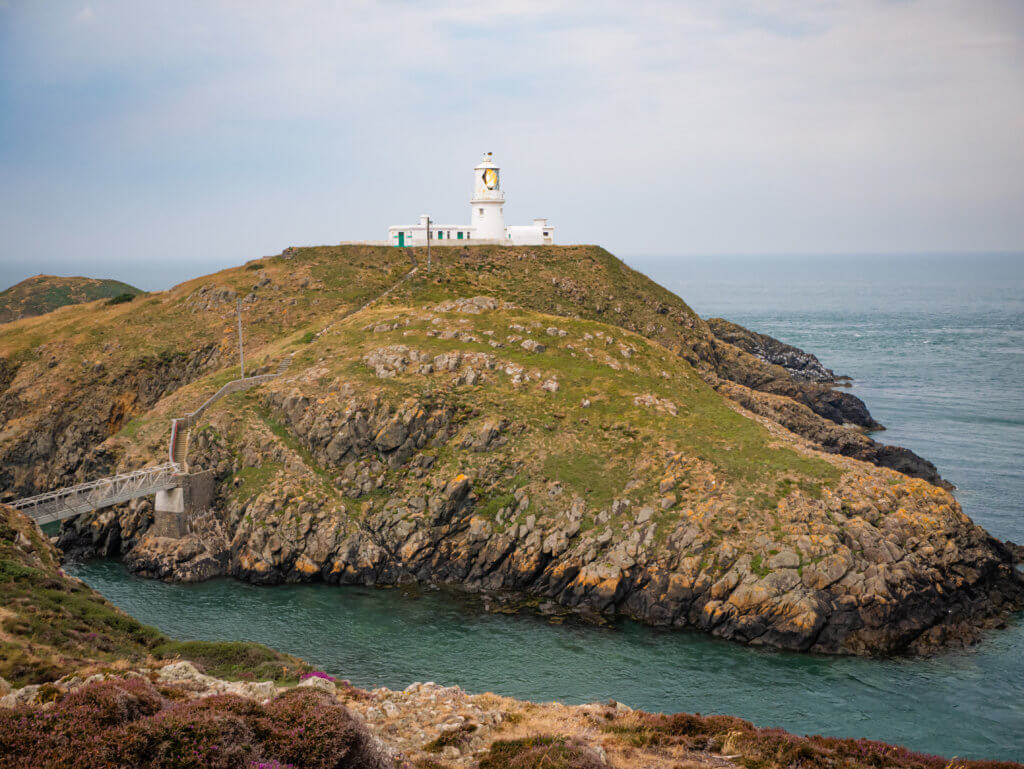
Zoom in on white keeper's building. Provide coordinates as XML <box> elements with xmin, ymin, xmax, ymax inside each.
<box><xmin>387</xmin><ymin>153</ymin><xmax>553</xmax><ymax>247</ymax></box>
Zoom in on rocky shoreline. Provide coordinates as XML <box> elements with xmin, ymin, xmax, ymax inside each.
<box><xmin>4</xmin><ymin>662</ymin><xmax>1022</xmax><ymax>769</ymax></box>
<box><xmin>2</xmin><ymin>245</ymin><xmax>1020</xmax><ymax>659</ymax></box>
<box><xmin>59</xmin><ymin>371</ymin><xmax>1024</xmax><ymax>657</ymax></box>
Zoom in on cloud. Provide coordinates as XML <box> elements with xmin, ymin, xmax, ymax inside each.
<box><xmin>0</xmin><ymin>0</ymin><xmax>1022</xmax><ymax>289</ymax></box>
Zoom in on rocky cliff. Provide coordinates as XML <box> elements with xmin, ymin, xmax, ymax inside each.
<box><xmin>2</xmin><ymin>245</ymin><xmax>1020</xmax><ymax>656</ymax></box>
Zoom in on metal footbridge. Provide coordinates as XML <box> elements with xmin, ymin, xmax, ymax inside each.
<box><xmin>10</xmin><ymin>463</ymin><xmax>184</xmax><ymax>525</ymax></box>
<box><xmin>9</xmin><ymin>356</ymin><xmax>292</xmax><ymax>525</ymax></box>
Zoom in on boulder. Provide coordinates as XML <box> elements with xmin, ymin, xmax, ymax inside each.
<box><xmin>298</xmin><ymin>675</ymin><xmax>337</xmax><ymax>694</ymax></box>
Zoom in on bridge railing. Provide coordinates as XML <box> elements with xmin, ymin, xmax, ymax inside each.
<box><xmin>10</xmin><ymin>462</ymin><xmax>183</xmax><ymax>525</ymax></box>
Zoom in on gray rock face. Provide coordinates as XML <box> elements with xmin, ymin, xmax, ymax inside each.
<box><xmin>53</xmin><ymin>378</ymin><xmax>1024</xmax><ymax>659</ymax></box>
<box><xmin>707</xmin><ymin>317</ymin><xmax>839</xmax><ymax>383</ymax></box>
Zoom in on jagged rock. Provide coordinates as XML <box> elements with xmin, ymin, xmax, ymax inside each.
<box><xmin>708</xmin><ymin>317</ymin><xmax>840</xmax><ymax>382</ymax></box>
<box><xmin>297</xmin><ymin>675</ymin><xmax>337</xmax><ymax>694</ymax></box>
<box><xmin>462</xmin><ymin>419</ymin><xmax>507</xmax><ymax>451</ymax></box>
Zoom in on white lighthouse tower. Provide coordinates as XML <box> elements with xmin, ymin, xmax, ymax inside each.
<box><xmin>470</xmin><ymin>152</ymin><xmax>505</xmax><ymax>240</ymax></box>
<box><xmin>385</xmin><ymin>153</ymin><xmax>553</xmax><ymax>246</ymax></box>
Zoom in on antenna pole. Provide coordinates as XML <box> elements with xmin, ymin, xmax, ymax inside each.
<box><xmin>236</xmin><ymin>298</ymin><xmax>245</xmax><ymax>378</ymax></box>
<box><xmin>426</xmin><ymin>216</ymin><xmax>432</xmax><ymax>273</ymax></box>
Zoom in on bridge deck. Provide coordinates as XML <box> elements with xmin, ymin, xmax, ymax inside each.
<box><xmin>9</xmin><ymin>463</ymin><xmax>182</xmax><ymax>525</ymax></box>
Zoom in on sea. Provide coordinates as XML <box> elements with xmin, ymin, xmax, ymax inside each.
<box><xmin>69</xmin><ymin>253</ymin><xmax>1024</xmax><ymax>761</ymax></box>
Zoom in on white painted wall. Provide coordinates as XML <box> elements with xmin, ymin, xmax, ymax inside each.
<box><xmin>506</xmin><ymin>218</ymin><xmax>554</xmax><ymax>245</ymax></box>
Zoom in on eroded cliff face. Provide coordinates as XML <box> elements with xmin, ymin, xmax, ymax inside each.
<box><xmin>57</xmin><ymin>291</ymin><xmax>1024</xmax><ymax>656</ymax></box>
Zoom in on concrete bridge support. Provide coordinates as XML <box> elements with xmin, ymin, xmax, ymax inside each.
<box><xmin>151</xmin><ymin>470</ymin><xmax>216</xmax><ymax>538</ymax></box>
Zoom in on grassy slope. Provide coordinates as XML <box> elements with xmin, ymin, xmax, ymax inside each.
<box><xmin>0</xmin><ymin>503</ymin><xmax>308</xmax><ymax>686</ymax></box>
<box><xmin>95</xmin><ymin>254</ymin><xmax>863</xmax><ymax>599</ymax></box>
<box><xmin>0</xmin><ymin>275</ymin><xmax>145</xmax><ymax>324</ymax></box>
<box><xmin>0</xmin><ymin>244</ymin><xmax>718</xmax><ymax>496</ymax></box>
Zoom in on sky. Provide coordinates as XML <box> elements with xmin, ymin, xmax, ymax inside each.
<box><xmin>1</xmin><ymin>0</ymin><xmax>1023</xmax><ymax>291</ymax></box>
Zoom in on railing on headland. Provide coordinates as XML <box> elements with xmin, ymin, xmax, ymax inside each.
<box><xmin>167</xmin><ymin>366</ymin><xmax>285</xmax><ymax>469</ymax></box>
<box><xmin>10</xmin><ymin>356</ymin><xmax>294</xmax><ymax>524</ymax></box>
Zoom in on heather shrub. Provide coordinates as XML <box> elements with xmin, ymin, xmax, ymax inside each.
<box><xmin>0</xmin><ymin>678</ymin><xmax>168</xmax><ymax>769</ymax></box>
<box><xmin>63</xmin><ymin>676</ymin><xmax>167</xmax><ymax>727</ymax></box>
<box><xmin>121</xmin><ymin>695</ymin><xmax>259</xmax><ymax>769</ymax></box>
<box><xmin>601</xmin><ymin>710</ymin><xmax>1023</xmax><ymax>769</ymax></box>
<box><xmin>300</xmin><ymin>671</ymin><xmax>337</xmax><ymax>682</ymax></box>
<box><xmin>479</xmin><ymin>736</ymin><xmax>607</xmax><ymax>769</ymax></box>
<box><xmin>0</xmin><ymin>677</ymin><xmax>392</xmax><ymax>769</ymax></box>
<box><xmin>260</xmin><ymin>688</ymin><xmax>388</xmax><ymax>769</ymax></box>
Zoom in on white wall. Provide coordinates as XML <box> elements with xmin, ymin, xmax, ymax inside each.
<box><xmin>506</xmin><ymin>220</ymin><xmax>554</xmax><ymax>246</ymax></box>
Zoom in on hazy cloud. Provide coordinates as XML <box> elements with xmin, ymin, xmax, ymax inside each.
<box><xmin>1</xmin><ymin>0</ymin><xmax>1022</xmax><ymax>289</ymax></box>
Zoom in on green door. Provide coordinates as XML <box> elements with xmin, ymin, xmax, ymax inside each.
<box><xmin>457</xmin><ymin>231</ymin><xmax>463</xmax><ymax>239</ymax></box>
<box><xmin>398</xmin><ymin>232</ymin><xmax>404</xmax><ymax>247</ymax></box>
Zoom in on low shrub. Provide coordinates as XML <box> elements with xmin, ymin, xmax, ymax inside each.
<box><xmin>0</xmin><ymin>677</ymin><xmax>390</xmax><ymax>769</ymax></box>
<box><xmin>424</xmin><ymin>723</ymin><xmax>476</xmax><ymax>753</ymax></box>
<box><xmin>479</xmin><ymin>736</ymin><xmax>606</xmax><ymax>769</ymax></box>
<box><xmin>601</xmin><ymin>711</ymin><xmax>1022</xmax><ymax>769</ymax></box>
<box><xmin>105</xmin><ymin>292</ymin><xmax>136</xmax><ymax>306</ymax></box>
<box><xmin>300</xmin><ymin>671</ymin><xmax>336</xmax><ymax>682</ymax></box>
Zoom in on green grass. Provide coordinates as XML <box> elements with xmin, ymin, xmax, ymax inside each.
<box><xmin>1</xmin><ymin>504</ymin><xmax>309</xmax><ymax>686</ymax></box>
<box><xmin>231</xmin><ymin>463</ymin><xmax>283</xmax><ymax>503</ymax></box>
<box><xmin>542</xmin><ymin>452</ymin><xmax>626</xmax><ymax>510</ymax></box>
<box><xmin>750</xmin><ymin>554</ymin><xmax>770</xmax><ymax>578</ymax></box>
<box><xmin>152</xmin><ymin>640</ymin><xmax>308</xmax><ymax>684</ymax></box>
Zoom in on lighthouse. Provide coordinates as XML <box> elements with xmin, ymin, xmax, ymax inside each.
<box><xmin>470</xmin><ymin>152</ymin><xmax>506</xmax><ymax>240</ymax></box>
<box><xmin>385</xmin><ymin>153</ymin><xmax>553</xmax><ymax>246</ymax></box>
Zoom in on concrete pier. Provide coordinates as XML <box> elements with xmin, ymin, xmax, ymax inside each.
<box><xmin>151</xmin><ymin>470</ymin><xmax>215</xmax><ymax>538</ymax></box>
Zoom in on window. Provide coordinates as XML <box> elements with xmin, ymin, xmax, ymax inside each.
<box><xmin>479</xmin><ymin>208</ymin><xmax>484</xmax><ymax>215</ymax></box>
<box><xmin>543</xmin><ymin>232</ymin><xmax>549</xmax><ymax>236</ymax></box>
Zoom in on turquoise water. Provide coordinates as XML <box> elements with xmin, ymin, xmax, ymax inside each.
<box><xmin>68</xmin><ymin>254</ymin><xmax>1024</xmax><ymax>761</ymax></box>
